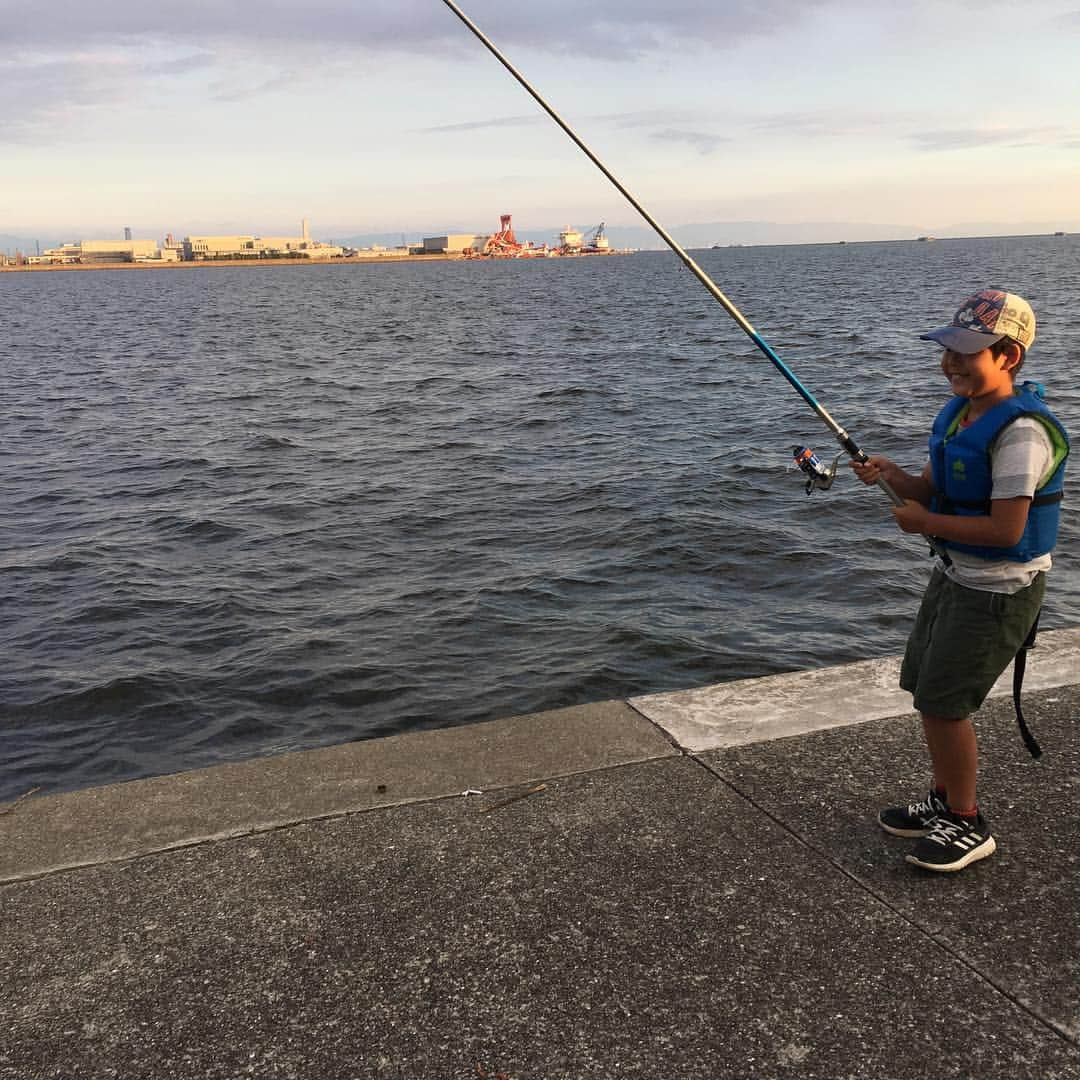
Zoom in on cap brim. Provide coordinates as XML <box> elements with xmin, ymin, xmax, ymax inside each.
<box><xmin>920</xmin><ymin>326</ymin><xmax>1005</xmax><ymax>354</ymax></box>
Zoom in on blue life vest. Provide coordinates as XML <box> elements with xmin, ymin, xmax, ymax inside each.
<box><xmin>928</xmin><ymin>382</ymin><xmax>1068</xmax><ymax>562</ymax></box>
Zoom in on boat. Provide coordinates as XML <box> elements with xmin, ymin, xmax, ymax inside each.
<box><xmin>581</xmin><ymin>222</ymin><xmax>614</xmax><ymax>254</ymax></box>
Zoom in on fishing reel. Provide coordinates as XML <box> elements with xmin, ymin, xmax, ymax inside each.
<box><xmin>792</xmin><ymin>445</ymin><xmax>841</xmax><ymax>495</ymax></box>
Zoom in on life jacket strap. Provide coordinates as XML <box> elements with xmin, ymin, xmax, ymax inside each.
<box><xmin>940</xmin><ymin>489</ymin><xmax>1064</xmax><ymax>514</ymax></box>
<box><xmin>1013</xmin><ymin>609</ymin><xmax>1042</xmax><ymax>759</ymax></box>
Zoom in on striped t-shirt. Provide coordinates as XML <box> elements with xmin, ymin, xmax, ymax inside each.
<box><xmin>941</xmin><ymin>416</ymin><xmax>1055</xmax><ymax>593</ymax></box>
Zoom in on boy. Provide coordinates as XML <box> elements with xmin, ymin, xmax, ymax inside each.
<box><xmin>852</xmin><ymin>288</ymin><xmax>1068</xmax><ymax>872</ymax></box>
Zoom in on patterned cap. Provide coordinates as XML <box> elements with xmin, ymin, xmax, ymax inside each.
<box><xmin>920</xmin><ymin>289</ymin><xmax>1036</xmax><ymax>353</ymax></box>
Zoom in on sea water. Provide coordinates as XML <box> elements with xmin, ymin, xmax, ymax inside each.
<box><xmin>3</xmin><ymin>235</ymin><xmax>1078</xmax><ymax>799</ymax></box>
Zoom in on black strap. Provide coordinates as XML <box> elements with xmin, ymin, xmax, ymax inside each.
<box><xmin>1013</xmin><ymin>609</ymin><xmax>1043</xmax><ymax>759</ymax></box>
<box><xmin>942</xmin><ymin>490</ymin><xmax>1063</xmax><ymax>513</ymax></box>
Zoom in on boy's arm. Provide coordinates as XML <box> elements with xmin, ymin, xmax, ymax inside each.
<box><xmin>891</xmin><ymin>495</ymin><xmax>1032</xmax><ymax>547</ymax></box>
<box><xmin>892</xmin><ymin>417</ymin><xmax>1050</xmax><ymax>545</ymax></box>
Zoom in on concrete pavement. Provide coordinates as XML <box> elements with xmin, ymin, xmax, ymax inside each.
<box><xmin>3</xmin><ymin>631</ymin><xmax>1079</xmax><ymax>1079</ymax></box>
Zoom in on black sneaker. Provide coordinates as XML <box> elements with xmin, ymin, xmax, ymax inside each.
<box><xmin>878</xmin><ymin>790</ymin><xmax>948</xmax><ymax>837</ymax></box>
<box><xmin>905</xmin><ymin>811</ymin><xmax>996</xmax><ymax>872</ymax></box>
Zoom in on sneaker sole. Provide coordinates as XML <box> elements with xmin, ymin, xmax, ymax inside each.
<box><xmin>878</xmin><ymin>818</ymin><xmax>936</xmax><ymax>838</ymax></box>
<box><xmin>905</xmin><ymin>835</ymin><xmax>997</xmax><ymax>872</ymax></box>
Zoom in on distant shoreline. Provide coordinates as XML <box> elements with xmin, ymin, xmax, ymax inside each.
<box><xmin>0</xmin><ymin>253</ymin><xmax>462</xmax><ymax>274</ymax></box>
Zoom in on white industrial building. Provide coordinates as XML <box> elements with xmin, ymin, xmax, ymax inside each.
<box><xmin>27</xmin><ymin>239</ymin><xmax>179</xmax><ymax>264</ymax></box>
<box><xmin>17</xmin><ymin>219</ymin><xmax>351</xmax><ymax>266</ymax></box>
<box><xmin>183</xmin><ymin>221</ymin><xmax>343</xmax><ymax>260</ymax></box>
<box><xmin>82</xmin><ymin>239</ymin><xmax>176</xmax><ymax>262</ymax></box>
<box><xmin>422</xmin><ymin>234</ymin><xmax>488</xmax><ymax>253</ymax></box>
<box><xmin>183</xmin><ymin>236</ymin><xmax>258</xmax><ymax>259</ymax></box>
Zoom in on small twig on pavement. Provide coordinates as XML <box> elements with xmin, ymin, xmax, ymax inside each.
<box><xmin>0</xmin><ymin>787</ymin><xmax>41</xmax><ymax>816</ymax></box>
<box><xmin>479</xmin><ymin>783</ymin><xmax>547</xmax><ymax>814</ymax></box>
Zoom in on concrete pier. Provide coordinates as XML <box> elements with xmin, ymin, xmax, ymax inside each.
<box><xmin>3</xmin><ymin>631</ymin><xmax>1079</xmax><ymax>1078</ymax></box>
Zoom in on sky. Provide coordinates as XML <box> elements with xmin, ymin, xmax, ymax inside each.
<box><xmin>3</xmin><ymin>0</ymin><xmax>1080</xmax><ymax>246</ymax></box>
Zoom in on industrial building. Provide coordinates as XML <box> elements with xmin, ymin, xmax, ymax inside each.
<box><xmin>23</xmin><ymin>220</ymin><xmax>343</xmax><ymax>266</ymax></box>
<box><xmin>183</xmin><ymin>220</ymin><xmax>343</xmax><ymax>260</ymax></box>
<box><xmin>27</xmin><ymin>239</ymin><xmax>180</xmax><ymax>265</ymax></box>
<box><xmin>6</xmin><ymin>215</ymin><xmax>627</xmax><ymax>269</ymax></box>
<box><xmin>422</xmin><ymin>234</ymin><xmax>489</xmax><ymax>254</ymax></box>
<box><xmin>182</xmin><ymin>236</ymin><xmax>257</xmax><ymax>259</ymax></box>
<box><xmin>82</xmin><ymin>239</ymin><xmax>176</xmax><ymax>263</ymax></box>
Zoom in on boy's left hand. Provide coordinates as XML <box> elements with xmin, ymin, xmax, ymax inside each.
<box><xmin>891</xmin><ymin>499</ymin><xmax>931</xmax><ymax>534</ymax></box>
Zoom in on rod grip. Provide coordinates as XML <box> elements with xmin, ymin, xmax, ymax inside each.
<box><xmin>841</xmin><ymin>436</ymin><xmax>906</xmax><ymax>507</ymax></box>
<box><xmin>848</xmin><ymin>440</ymin><xmax>943</xmax><ymax>555</ymax></box>
<box><xmin>875</xmin><ymin>477</ymin><xmax>906</xmax><ymax>508</ymax></box>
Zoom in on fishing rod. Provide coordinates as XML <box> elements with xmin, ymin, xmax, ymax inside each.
<box><xmin>439</xmin><ymin>0</ymin><xmax>905</xmax><ymax>509</ymax></box>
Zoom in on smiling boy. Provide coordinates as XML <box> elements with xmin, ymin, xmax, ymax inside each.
<box><xmin>852</xmin><ymin>289</ymin><xmax>1069</xmax><ymax>872</ymax></box>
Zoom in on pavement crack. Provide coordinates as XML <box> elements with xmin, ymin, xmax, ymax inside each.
<box><xmin>624</xmin><ymin>699</ymin><xmax>689</xmax><ymax>754</ymax></box>
<box><xmin>690</xmin><ymin>751</ymin><xmax>1078</xmax><ymax>1050</ymax></box>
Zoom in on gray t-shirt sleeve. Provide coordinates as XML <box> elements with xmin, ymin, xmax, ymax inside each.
<box><xmin>990</xmin><ymin>416</ymin><xmax>1055</xmax><ymax>500</ymax></box>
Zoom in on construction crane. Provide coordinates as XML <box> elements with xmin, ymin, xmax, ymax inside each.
<box><xmin>584</xmin><ymin>222</ymin><xmax>611</xmax><ymax>252</ymax></box>
<box><xmin>482</xmin><ymin>213</ymin><xmax>524</xmax><ymax>256</ymax></box>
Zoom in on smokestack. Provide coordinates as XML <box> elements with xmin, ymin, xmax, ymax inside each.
<box><xmin>124</xmin><ymin>226</ymin><xmax>132</xmax><ymax>241</ymax></box>
<box><xmin>302</xmin><ymin>218</ymin><xmax>310</xmax><ymax>244</ymax></box>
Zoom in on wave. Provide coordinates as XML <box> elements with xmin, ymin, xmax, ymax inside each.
<box><xmin>245</xmin><ymin>434</ymin><xmax>298</xmax><ymax>451</ymax></box>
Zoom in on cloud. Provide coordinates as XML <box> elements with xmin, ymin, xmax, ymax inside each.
<box><xmin>747</xmin><ymin>107</ymin><xmax>953</xmax><ymax>143</ymax></box>
<box><xmin>1047</xmin><ymin>7</ymin><xmax>1080</xmax><ymax>27</ymax></box>
<box><xmin>7</xmin><ymin>2</ymin><xmax>1069</xmax><ymax>149</ymax></box>
<box><xmin>650</xmin><ymin>129</ymin><xmax>731</xmax><ymax>155</ymax></box>
<box><xmin>911</xmin><ymin>125</ymin><xmax>1073</xmax><ymax>151</ymax></box>
<box><xmin>0</xmin><ymin>51</ymin><xmax>140</xmax><ymax>142</ymax></box>
<box><xmin>421</xmin><ymin>107</ymin><xmax>701</xmax><ymax>135</ymax></box>
<box><xmin>210</xmin><ymin>71</ymin><xmax>307</xmax><ymax>104</ymax></box>
<box><xmin>0</xmin><ymin>1</ymin><xmax>832</xmax><ymax>58</ymax></box>
<box><xmin>156</xmin><ymin>53</ymin><xmax>217</xmax><ymax>76</ymax></box>
<box><xmin>454</xmin><ymin>0</ymin><xmax>833</xmax><ymax>59</ymax></box>
<box><xmin>0</xmin><ymin>1</ymin><xmax>883</xmax><ymax>145</ymax></box>
<box><xmin>421</xmin><ymin>115</ymin><xmax>546</xmax><ymax>134</ymax></box>
<box><xmin>602</xmin><ymin>108</ymin><xmax>708</xmax><ymax>130</ymax></box>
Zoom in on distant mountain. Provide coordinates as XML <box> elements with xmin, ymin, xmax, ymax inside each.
<box><xmin>613</xmin><ymin>219</ymin><xmax>1080</xmax><ymax>248</ymax></box>
<box><xmin>332</xmin><ymin>232</ymin><xmax>426</xmax><ymax>249</ymax></box>
<box><xmin>922</xmin><ymin>221</ymin><xmax>1077</xmax><ymax>239</ymax></box>
<box><xmin>334</xmin><ymin>220</ymin><xmax>941</xmax><ymax>251</ymax></box>
<box><xmin>667</xmin><ymin>221</ymin><xmax>912</xmax><ymax>248</ymax></box>
<box><xmin>7</xmin><ymin>220</ymin><xmax>1075</xmax><ymax>259</ymax></box>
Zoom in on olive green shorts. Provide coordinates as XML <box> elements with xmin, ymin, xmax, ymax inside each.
<box><xmin>900</xmin><ymin>567</ymin><xmax>1045</xmax><ymax>719</ymax></box>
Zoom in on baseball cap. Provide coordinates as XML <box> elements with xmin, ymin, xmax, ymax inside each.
<box><xmin>921</xmin><ymin>289</ymin><xmax>1036</xmax><ymax>354</ymax></box>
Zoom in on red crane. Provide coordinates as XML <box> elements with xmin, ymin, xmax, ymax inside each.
<box><xmin>482</xmin><ymin>213</ymin><xmax>524</xmax><ymax>256</ymax></box>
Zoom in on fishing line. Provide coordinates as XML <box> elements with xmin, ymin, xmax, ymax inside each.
<box><xmin>439</xmin><ymin>0</ymin><xmax>905</xmax><ymax>510</ymax></box>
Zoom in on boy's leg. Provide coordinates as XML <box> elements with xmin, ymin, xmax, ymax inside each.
<box><xmin>901</xmin><ymin>570</ymin><xmax>1045</xmax><ymax>803</ymax></box>
<box><xmin>877</xmin><ymin>713</ymin><xmax>975</xmax><ymax>838</ymax></box>
<box><xmin>886</xmin><ymin>569</ymin><xmax>1043</xmax><ymax>862</ymax></box>
<box><xmin>921</xmin><ymin>714</ymin><xmax>978</xmax><ymax>813</ymax></box>
<box><xmin>909</xmin><ymin>712</ymin><xmax>995</xmax><ymax>871</ymax></box>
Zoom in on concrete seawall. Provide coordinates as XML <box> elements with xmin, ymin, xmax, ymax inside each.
<box><xmin>3</xmin><ymin>631</ymin><xmax>1079</xmax><ymax>1077</ymax></box>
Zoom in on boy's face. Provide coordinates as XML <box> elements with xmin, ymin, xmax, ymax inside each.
<box><xmin>940</xmin><ymin>345</ymin><xmax>1018</xmax><ymax>400</ymax></box>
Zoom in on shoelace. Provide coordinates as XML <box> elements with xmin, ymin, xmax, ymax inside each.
<box><xmin>926</xmin><ymin>817</ymin><xmax>968</xmax><ymax>847</ymax></box>
<box><xmin>908</xmin><ymin>793</ymin><xmax>942</xmax><ymax>819</ymax></box>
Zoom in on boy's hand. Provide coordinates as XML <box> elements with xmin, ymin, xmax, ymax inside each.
<box><xmin>891</xmin><ymin>499</ymin><xmax>931</xmax><ymax>534</ymax></box>
<box><xmin>850</xmin><ymin>455</ymin><xmax>894</xmax><ymax>486</ymax></box>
